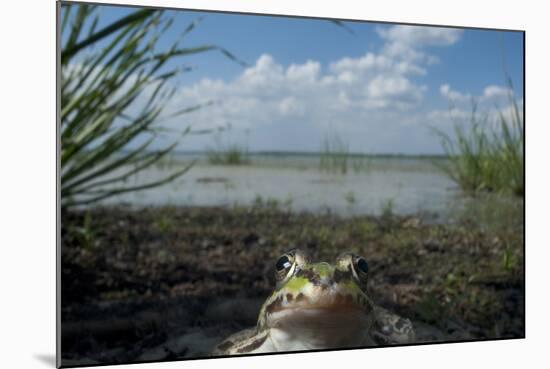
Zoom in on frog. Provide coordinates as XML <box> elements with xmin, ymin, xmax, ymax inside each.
<box><xmin>212</xmin><ymin>248</ymin><xmax>415</xmax><ymax>355</ymax></box>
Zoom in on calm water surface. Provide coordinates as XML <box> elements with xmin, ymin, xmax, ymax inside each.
<box><xmin>101</xmin><ymin>153</ymin><xmax>472</xmax><ymax>220</ymax></box>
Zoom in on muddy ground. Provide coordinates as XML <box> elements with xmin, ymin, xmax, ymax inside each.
<box><xmin>60</xmin><ymin>204</ymin><xmax>524</xmax><ymax>366</ymax></box>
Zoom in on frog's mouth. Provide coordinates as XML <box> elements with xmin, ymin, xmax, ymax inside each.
<box><xmin>266</xmin><ymin>305</ymin><xmax>373</xmax><ymax>350</ymax></box>
<box><xmin>266</xmin><ymin>288</ymin><xmax>371</xmax><ymax>314</ymax></box>
<box><xmin>265</xmin><ymin>291</ymin><xmax>373</xmax><ymax>331</ymax></box>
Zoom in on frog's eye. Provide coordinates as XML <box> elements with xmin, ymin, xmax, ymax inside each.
<box><xmin>275</xmin><ymin>253</ymin><xmax>295</xmax><ymax>280</ymax></box>
<box><xmin>276</xmin><ymin>255</ymin><xmax>292</xmax><ymax>272</ymax></box>
<box><xmin>356</xmin><ymin>257</ymin><xmax>369</xmax><ymax>274</ymax></box>
<box><xmin>351</xmin><ymin>256</ymin><xmax>369</xmax><ymax>281</ymax></box>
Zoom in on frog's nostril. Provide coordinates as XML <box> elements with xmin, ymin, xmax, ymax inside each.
<box><xmin>316</xmin><ymin>262</ymin><xmax>331</xmax><ymax>273</ymax></box>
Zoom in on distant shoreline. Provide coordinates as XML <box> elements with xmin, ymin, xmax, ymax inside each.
<box><xmin>118</xmin><ymin>149</ymin><xmax>449</xmax><ymax>160</ymax></box>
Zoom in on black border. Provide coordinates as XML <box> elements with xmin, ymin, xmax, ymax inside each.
<box><xmin>56</xmin><ymin>1</ymin><xmax>526</xmax><ymax>368</ymax></box>
<box><xmin>56</xmin><ymin>1</ymin><xmax>62</xmax><ymax>367</ymax></box>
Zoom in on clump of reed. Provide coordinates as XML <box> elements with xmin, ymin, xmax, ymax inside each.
<box><xmin>319</xmin><ymin>133</ymin><xmax>370</xmax><ymax>174</ymax></box>
<box><xmin>434</xmin><ymin>85</ymin><xmax>523</xmax><ymax>197</ymax></box>
<box><xmin>60</xmin><ymin>4</ymin><xmax>243</xmax><ymax>208</ymax></box>
<box><xmin>207</xmin><ymin>143</ymin><xmax>250</xmax><ymax>165</ymax></box>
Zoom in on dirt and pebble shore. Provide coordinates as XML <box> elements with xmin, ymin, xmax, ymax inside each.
<box><xmin>61</xmin><ymin>204</ymin><xmax>524</xmax><ymax>366</ymax></box>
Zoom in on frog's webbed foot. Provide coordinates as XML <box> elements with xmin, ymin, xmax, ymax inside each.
<box><xmin>372</xmin><ymin>306</ymin><xmax>415</xmax><ymax>345</ymax></box>
<box><xmin>211</xmin><ymin>328</ymin><xmax>258</xmax><ymax>356</ymax></box>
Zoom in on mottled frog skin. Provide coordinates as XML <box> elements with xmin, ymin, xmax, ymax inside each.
<box><xmin>212</xmin><ymin>249</ymin><xmax>415</xmax><ymax>355</ymax></box>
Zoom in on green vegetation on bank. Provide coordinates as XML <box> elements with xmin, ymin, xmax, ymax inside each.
<box><xmin>319</xmin><ymin>133</ymin><xmax>371</xmax><ymax>174</ymax></box>
<box><xmin>207</xmin><ymin>143</ymin><xmax>250</xmax><ymax>165</ymax></box>
<box><xmin>60</xmin><ymin>4</ymin><xmax>241</xmax><ymax>207</ymax></box>
<box><xmin>434</xmin><ymin>84</ymin><xmax>524</xmax><ymax>197</ymax></box>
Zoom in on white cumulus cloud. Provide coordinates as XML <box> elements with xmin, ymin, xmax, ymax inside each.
<box><xmin>482</xmin><ymin>85</ymin><xmax>513</xmax><ymax>100</ymax></box>
<box><xmin>440</xmin><ymin>84</ymin><xmax>471</xmax><ymax>102</ymax></box>
<box><xmin>433</xmin><ymin>83</ymin><xmax>523</xmax><ymax>134</ymax></box>
<box><xmin>157</xmin><ymin>24</ymin><xmax>469</xmax><ymax>153</ymax></box>
<box><xmin>377</xmin><ymin>25</ymin><xmax>463</xmax><ymax>65</ymax></box>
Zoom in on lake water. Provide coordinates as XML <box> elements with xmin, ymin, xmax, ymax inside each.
<box><xmin>100</xmin><ymin>153</ymin><xmax>475</xmax><ymax>220</ymax></box>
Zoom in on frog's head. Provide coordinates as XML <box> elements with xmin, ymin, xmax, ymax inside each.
<box><xmin>256</xmin><ymin>249</ymin><xmax>375</xmax><ymax>348</ymax></box>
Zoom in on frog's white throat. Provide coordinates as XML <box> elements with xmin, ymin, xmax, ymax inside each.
<box><xmin>266</xmin><ymin>307</ymin><xmax>374</xmax><ymax>351</ymax></box>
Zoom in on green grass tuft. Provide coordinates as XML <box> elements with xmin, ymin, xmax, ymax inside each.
<box><xmin>319</xmin><ymin>132</ymin><xmax>371</xmax><ymax>174</ymax></box>
<box><xmin>60</xmin><ymin>4</ymin><xmax>242</xmax><ymax>208</ymax></box>
<box><xmin>207</xmin><ymin>143</ymin><xmax>250</xmax><ymax>165</ymax></box>
<box><xmin>433</xmin><ymin>85</ymin><xmax>523</xmax><ymax>197</ymax></box>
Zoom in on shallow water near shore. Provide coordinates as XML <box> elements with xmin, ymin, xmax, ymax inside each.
<box><xmin>99</xmin><ymin>153</ymin><xmax>521</xmax><ymax>223</ymax></box>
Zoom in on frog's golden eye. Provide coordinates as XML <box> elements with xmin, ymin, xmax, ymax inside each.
<box><xmin>275</xmin><ymin>253</ymin><xmax>295</xmax><ymax>281</ymax></box>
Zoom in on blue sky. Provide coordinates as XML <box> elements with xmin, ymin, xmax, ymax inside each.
<box><xmin>69</xmin><ymin>4</ymin><xmax>524</xmax><ymax>155</ymax></box>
